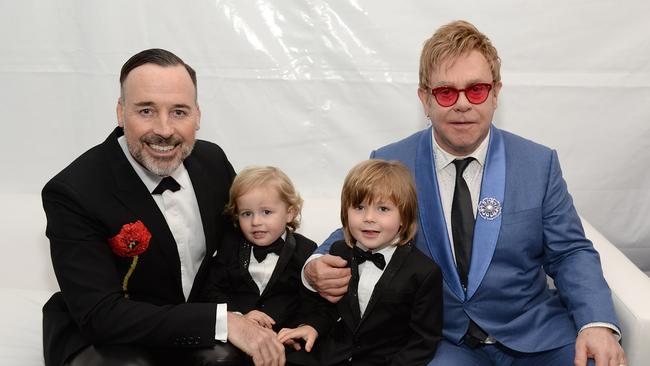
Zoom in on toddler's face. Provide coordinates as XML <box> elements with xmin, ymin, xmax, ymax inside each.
<box><xmin>236</xmin><ymin>187</ymin><xmax>295</xmax><ymax>246</ymax></box>
<box><xmin>347</xmin><ymin>198</ymin><xmax>401</xmax><ymax>250</ymax></box>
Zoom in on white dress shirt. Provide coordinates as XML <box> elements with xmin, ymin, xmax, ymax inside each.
<box><xmin>432</xmin><ymin>130</ymin><xmax>488</xmax><ymax>263</ymax></box>
<box><xmin>355</xmin><ymin>243</ymin><xmax>397</xmax><ymax>316</ymax></box>
<box><xmin>247</xmin><ymin>233</ymin><xmax>286</xmax><ymax>294</ymax></box>
<box><xmin>118</xmin><ymin>136</ymin><xmax>227</xmax><ymax>341</ymax></box>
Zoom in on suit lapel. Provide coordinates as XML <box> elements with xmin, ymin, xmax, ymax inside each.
<box><xmin>184</xmin><ymin>155</ymin><xmax>218</xmax><ymax>261</ymax></box>
<box><xmin>260</xmin><ymin>232</ymin><xmax>295</xmax><ymax>298</ymax></box>
<box><xmin>238</xmin><ymin>241</ymin><xmax>259</xmax><ymax>291</ymax></box>
<box><xmin>359</xmin><ymin>244</ymin><xmax>410</xmax><ymax>325</ymax></box>
<box><xmin>414</xmin><ymin>127</ymin><xmax>465</xmax><ymax>300</ymax></box>
<box><xmin>331</xmin><ymin>244</ymin><xmax>361</xmax><ymax>330</ymax></box>
<box><xmin>466</xmin><ymin>126</ymin><xmax>505</xmax><ymax>300</ymax></box>
<box><xmin>107</xmin><ymin>128</ymin><xmax>184</xmax><ymax>293</ymax></box>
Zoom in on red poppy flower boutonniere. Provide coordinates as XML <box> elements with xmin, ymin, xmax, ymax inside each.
<box><xmin>108</xmin><ymin>220</ymin><xmax>152</xmax><ymax>298</ymax></box>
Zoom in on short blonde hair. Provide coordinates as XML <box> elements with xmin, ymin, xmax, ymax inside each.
<box><xmin>340</xmin><ymin>159</ymin><xmax>418</xmax><ymax>247</ymax></box>
<box><xmin>226</xmin><ymin>166</ymin><xmax>303</xmax><ymax>231</ymax></box>
<box><xmin>419</xmin><ymin>20</ymin><xmax>501</xmax><ymax>90</ymax></box>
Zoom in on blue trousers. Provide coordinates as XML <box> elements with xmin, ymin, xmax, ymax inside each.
<box><xmin>427</xmin><ymin>339</ymin><xmax>596</xmax><ymax>366</ymax></box>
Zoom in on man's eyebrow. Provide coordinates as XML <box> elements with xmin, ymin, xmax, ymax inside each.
<box><xmin>131</xmin><ymin>102</ymin><xmax>192</xmax><ymax>109</ymax></box>
<box><xmin>133</xmin><ymin>101</ymin><xmax>156</xmax><ymax>107</ymax></box>
<box><xmin>431</xmin><ymin>78</ymin><xmax>487</xmax><ymax>88</ymax></box>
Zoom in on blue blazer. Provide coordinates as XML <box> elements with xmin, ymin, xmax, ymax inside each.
<box><xmin>319</xmin><ymin>126</ymin><xmax>618</xmax><ymax>353</ymax></box>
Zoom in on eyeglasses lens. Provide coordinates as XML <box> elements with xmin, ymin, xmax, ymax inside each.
<box><xmin>432</xmin><ymin>83</ymin><xmax>491</xmax><ymax>107</ymax></box>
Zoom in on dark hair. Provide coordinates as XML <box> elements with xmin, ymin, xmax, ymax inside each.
<box><xmin>119</xmin><ymin>48</ymin><xmax>197</xmax><ymax>90</ymax></box>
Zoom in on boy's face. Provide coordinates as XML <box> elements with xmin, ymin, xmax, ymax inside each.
<box><xmin>347</xmin><ymin>198</ymin><xmax>401</xmax><ymax>250</ymax></box>
<box><xmin>236</xmin><ymin>187</ymin><xmax>295</xmax><ymax>246</ymax></box>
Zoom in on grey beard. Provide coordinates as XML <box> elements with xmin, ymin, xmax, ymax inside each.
<box><xmin>128</xmin><ymin>140</ymin><xmax>195</xmax><ymax>177</ymax></box>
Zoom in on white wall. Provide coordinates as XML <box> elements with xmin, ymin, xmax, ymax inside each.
<box><xmin>1</xmin><ymin>0</ymin><xmax>649</xmax><ymax>281</ymax></box>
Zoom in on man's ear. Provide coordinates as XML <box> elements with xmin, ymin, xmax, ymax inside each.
<box><xmin>116</xmin><ymin>97</ymin><xmax>124</xmax><ymax>127</ymax></box>
<box><xmin>492</xmin><ymin>81</ymin><xmax>503</xmax><ymax>109</ymax></box>
<box><xmin>195</xmin><ymin>104</ymin><xmax>201</xmax><ymax>131</ymax></box>
<box><xmin>417</xmin><ymin>87</ymin><xmax>431</xmax><ymax>118</ymax></box>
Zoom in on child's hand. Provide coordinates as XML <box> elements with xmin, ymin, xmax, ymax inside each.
<box><xmin>243</xmin><ymin>310</ymin><xmax>276</xmax><ymax>329</ymax></box>
<box><xmin>277</xmin><ymin>325</ymin><xmax>318</xmax><ymax>352</ymax></box>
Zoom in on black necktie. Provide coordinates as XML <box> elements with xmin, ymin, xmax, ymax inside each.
<box><xmin>353</xmin><ymin>246</ymin><xmax>386</xmax><ymax>270</ymax></box>
<box><xmin>450</xmin><ymin>159</ymin><xmax>493</xmax><ymax>346</ymax></box>
<box><xmin>152</xmin><ymin>177</ymin><xmax>181</xmax><ymax>195</ymax></box>
<box><xmin>451</xmin><ymin>158</ymin><xmax>475</xmax><ymax>289</ymax></box>
<box><xmin>252</xmin><ymin>238</ymin><xmax>284</xmax><ymax>263</ymax></box>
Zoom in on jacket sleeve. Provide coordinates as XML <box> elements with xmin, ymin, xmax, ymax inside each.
<box><xmin>541</xmin><ymin>150</ymin><xmax>618</xmax><ymax>330</ymax></box>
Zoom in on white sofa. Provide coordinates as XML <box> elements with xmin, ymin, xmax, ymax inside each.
<box><xmin>1</xmin><ymin>194</ymin><xmax>649</xmax><ymax>365</ymax></box>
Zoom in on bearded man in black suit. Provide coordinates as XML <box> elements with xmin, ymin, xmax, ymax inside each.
<box><xmin>42</xmin><ymin>48</ymin><xmax>285</xmax><ymax>366</ymax></box>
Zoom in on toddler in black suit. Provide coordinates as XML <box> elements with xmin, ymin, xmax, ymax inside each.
<box><xmin>279</xmin><ymin>159</ymin><xmax>443</xmax><ymax>366</ymax></box>
<box><xmin>200</xmin><ymin>166</ymin><xmax>317</xmax><ymax>332</ymax></box>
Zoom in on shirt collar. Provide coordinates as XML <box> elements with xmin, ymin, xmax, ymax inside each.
<box><xmin>355</xmin><ymin>241</ymin><xmax>398</xmax><ymax>264</ymax></box>
<box><xmin>117</xmin><ymin>135</ymin><xmax>189</xmax><ymax>193</ymax></box>
<box><xmin>432</xmin><ymin>129</ymin><xmax>490</xmax><ymax>171</ymax></box>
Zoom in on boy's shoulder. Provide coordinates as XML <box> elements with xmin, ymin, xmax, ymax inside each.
<box><xmin>401</xmin><ymin>243</ymin><xmax>442</xmax><ymax>277</ymax></box>
<box><xmin>290</xmin><ymin>231</ymin><xmax>317</xmax><ymax>250</ymax></box>
<box><xmin>329</xmin><ymin>240</ymin><xmax>352</xmax><ymax>260</ymax></box>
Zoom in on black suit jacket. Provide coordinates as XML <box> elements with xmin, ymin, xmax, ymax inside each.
<box><xmin>200</xmin><ymin>231</ymin><xmax>317</xmax><ymax>331</ymax></box>
<box><xmin>292</xmin><ymin>240</ymin><xmax>443</xmax><ymax>366</ymax></box>
<box><xmin>42</xmin><ymin>127</ymin><xmax>236</xmax><ymax>366</ymax></box>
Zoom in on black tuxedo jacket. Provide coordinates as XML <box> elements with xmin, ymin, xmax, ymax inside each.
<box><xmin>292</xmin><ymin>241</ymin><xmax>443</xmax><ymax>366</ymax></box>
<box><xmin>41</xmin><ymin>127</ymin><xmax>235</xmax><ymax>366</ymax></box>
<box><xmin>200</xmin><ymin>231</ymin><xmax>317</xmax><ymax>331</ymax></box>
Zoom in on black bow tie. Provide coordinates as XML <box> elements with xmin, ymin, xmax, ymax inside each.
<box><xmin>353</xmin><ymin>246</ymin><xmax>386</xmax><ymax>270</ymax></box>
<box><xmin>252</xmin><ymin>238</ymin><xmax>284</xmax><ymax>263</ymax></box>
<box><xmin>152</xmin><ymin>176</ymin><xmax>181</xmax><ymax>195</ymax></box>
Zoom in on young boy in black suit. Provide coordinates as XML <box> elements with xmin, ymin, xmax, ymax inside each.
<box><xmin>279</xmin><ymin>159</ymin><xmax>443</xmax><ymax>365</ymax></box>
<box><xmin>200</xmin><ymin>166</ymin><xmax>317</xmax><ymax>332</ymax></box>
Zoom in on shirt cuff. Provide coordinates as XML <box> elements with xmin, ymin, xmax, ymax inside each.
<box><xmin>301</xmin><ymin>253</ymin><xmax>324</xmax><ymax>292</ymax></box>
<box><xmin>579</xmin><ymin>322</ymin><xmax>621</xmax><ymax>341</ymax></box>
<box><xmin>214</xmin><ymin>303</ymin><xmax>228</xmax><ymax>342</ymax></box>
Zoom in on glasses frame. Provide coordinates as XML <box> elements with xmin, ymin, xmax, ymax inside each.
<box><xmin>429</xmin><ymin>82</ymin><xmax>494</xmax><ymax>107</ymax></box>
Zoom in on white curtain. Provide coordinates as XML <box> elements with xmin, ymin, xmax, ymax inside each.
<box><xmin>1</xmin><ymin>0</ymin><xmax>649</xmax><ymax>273</ymax></box>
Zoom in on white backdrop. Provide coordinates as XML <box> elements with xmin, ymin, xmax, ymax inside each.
<box><xmin>1</xmin><ymin>0</ymin><xmax>649</xmax><ymax>274</ymax></box>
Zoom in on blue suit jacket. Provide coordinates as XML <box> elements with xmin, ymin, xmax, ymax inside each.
<box><xmin>319</xmin><ymin>126</ymin><xmax>618</xmax><ymax>352</ymax></box>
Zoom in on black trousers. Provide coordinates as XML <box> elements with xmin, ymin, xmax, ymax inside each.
<box><xmin>65</xmin><ymin>343</ymin><xmax>252</xmax><ymax>366</ymax></box>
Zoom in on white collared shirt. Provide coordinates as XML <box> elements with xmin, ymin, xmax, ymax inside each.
<box><xmin>118</xmin><ymin>136</ymin><xmax>227</xmax><ymax>341</ymax></box>
<box><xmin>355</xmin><ymin>243</ymin><xmax>397</xmax><ymax>316</ymax></box>
<box><xmin>247</xmin><ymin>233</ymin><xmax>286</xmax><ymax>294</ymax></box>
<box><xmin>432</xmin><ymin>130</ymin><xmax>489</xmax><ymax>262</ymax></box>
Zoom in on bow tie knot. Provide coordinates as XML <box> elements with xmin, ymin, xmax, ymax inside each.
<box><xmin>353</xmin><ymin>246</ymin><xmax>386</xmax><ymax>270</ymax></box>
<box><xmin>252</xmin><ymin>238</ymin><xmax>284</xmax><ymax>262</ymax></box>
<box><xmin>152</xmin><ymin>177</ymin><xmax>181</xmax><ymax>195</ymax></box>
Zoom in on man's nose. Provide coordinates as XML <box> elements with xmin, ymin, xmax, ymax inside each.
<box><xmin>453</xmin><ymin>91</ymin><xmax>472</xmax><ymax>112</ymax></box>
<box><xmin>152</xmin><ymin>114</ymin><xmax>174</xmax><ymax>138</ymax></box>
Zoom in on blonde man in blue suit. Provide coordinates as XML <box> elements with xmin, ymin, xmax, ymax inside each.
<box><xmin>304</xmin><ymin>20</ymin><xmax>627</xmax><ymax>366</ymax></box>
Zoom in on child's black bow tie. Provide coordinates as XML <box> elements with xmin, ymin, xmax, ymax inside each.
<box><xmin>353</xmin><ymin>246</ymin><xmax>386</xmax><ymax>270</ymax></box>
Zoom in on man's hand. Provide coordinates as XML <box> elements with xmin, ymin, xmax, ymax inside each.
<box><xmin>277</xmin><ymin>325</ymin><xmax>318</xmax><ymax>352</ymax></box>
<box><xmin>574</xmin><ymin>326</ymin><xmax>626</xmax><ymax>366</ymax></box>
<box><xmin>227</xmin><ymin>312</ymin><xmax>285</xmax><ymax>366</ymax></box>
<box><xmin>244</xmin><ymin>310</ymin><xmax>276</xmax><ymax>329</ymax></box>
<box><xmin>304</xmin><ymin>254</ymin><xmax>351</xmax><ymax>303</ymax></box>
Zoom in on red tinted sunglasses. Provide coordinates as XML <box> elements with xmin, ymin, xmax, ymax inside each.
<box><xmin>429</xmin><ymin>83</ymin><xmax>493</xmax><ymax>107</ymax></box>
